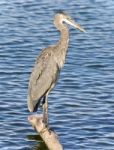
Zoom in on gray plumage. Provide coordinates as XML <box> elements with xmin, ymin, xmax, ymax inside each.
<box><xmin>27</xmin><ymin>12</ymin><xmax>85</xmax><ymax>124</ymax></box>
<box><xmin>28</xmin><ymin>46</ymin><xmax>60</xmax><ymax>112</ymax></box>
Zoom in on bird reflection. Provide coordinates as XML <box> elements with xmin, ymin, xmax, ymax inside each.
<box><xmin>27</xmin><ymin>134</ymin><xmax>48</xmax><ymax>150</ymax></box>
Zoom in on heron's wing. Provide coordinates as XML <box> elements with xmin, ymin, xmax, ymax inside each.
<box><xmin>28</xmin><ymin>48</ymin><xmax>59</xmax><ymax>112</ymax></box>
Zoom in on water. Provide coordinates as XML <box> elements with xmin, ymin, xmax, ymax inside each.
<box><xmin>0</xmin><ymin>0</ymin><xmax>114</xmax><ymax>149</ymax></box>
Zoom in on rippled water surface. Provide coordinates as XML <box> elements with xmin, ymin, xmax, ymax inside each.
<box><xmin>0</xmin><ymin>0</ymin><xmax>114</xmax><ymax>149</ymax></box>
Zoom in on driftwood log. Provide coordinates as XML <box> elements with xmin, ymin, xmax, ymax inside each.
<box><xmin>28</xmin><ymin>114</ymin><xmax>63</xmax><ymax>150</ymax></box>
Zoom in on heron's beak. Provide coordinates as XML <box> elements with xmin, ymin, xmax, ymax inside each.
<box><xmin>64</xmin><ymin>18</ymin><xmax>86</xmax><ymax>32</ymax></box>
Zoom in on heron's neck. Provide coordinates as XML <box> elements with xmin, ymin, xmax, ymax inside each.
<box><xmin>54</xmin><ymin>21</ymin><xmax>69</xmax><ymax>68</ymax></box>
<box><xmin>58</xmin><ymin>25</ymin><xmax>69</xmax><ymax>51</ymax></box>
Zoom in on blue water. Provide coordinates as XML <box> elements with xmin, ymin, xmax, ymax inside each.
<box><xmin>0</xmin><ymin>0</ymin><xmax>114</xmax><ymax>149</ymax></box>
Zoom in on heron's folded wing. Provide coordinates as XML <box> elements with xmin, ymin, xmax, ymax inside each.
<box><xmin>28</xmin><ymin>50</ymin><xmax>59</xmax><ymax>102</ymax></box>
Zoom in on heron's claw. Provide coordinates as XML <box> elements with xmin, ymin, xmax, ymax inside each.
<box><xmin>43</xmin><ymin>116</ymin><xmax>48</xmax><ymax>128</ymax></box>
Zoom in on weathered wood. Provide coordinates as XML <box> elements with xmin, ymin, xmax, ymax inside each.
<box><xmin>28</xmin><ymin>114</ymin><xmax>63</xmax><ymax>150</ymax></box>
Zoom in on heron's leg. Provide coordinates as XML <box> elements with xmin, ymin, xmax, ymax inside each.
<box><xmin>45</xmin><ymin>94</ymin><xmax>48</xmax><ymax>126</ymax></box>
<box><xmin>42</xmin><ymin>84</ymin><xmax>55</xmax><ymax>129</ymax></box>
<box><xmin>42</xmin><ymin>94</ymin><xmax>49</xmax><ymax>128</ymax></box>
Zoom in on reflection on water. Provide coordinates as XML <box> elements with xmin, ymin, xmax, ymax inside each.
<box><xmin>0</xmin><ymin>0</ymin><xmax>114</xmax><ymax>149</ymax></box>
<box><xmin>27</xmin><ymin>134</ymin><xmax>48</xmax><ymax>150</ymax></box>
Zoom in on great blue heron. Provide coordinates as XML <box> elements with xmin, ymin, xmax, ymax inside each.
<box><xmin>28</xmin><ymin>12</ymin><xmax>85</xmax><ymax>127</ymax></box>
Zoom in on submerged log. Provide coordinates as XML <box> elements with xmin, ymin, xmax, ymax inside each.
<box><xmin>28</xmin><ymin>114</ymin><xmax>63</xmax><ymax>150</ymax></box>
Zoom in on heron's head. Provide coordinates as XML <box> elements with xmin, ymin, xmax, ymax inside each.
<box><xmin>54</xmin><ymin>12</ymin><xmax>85</xmax><ymax>32</ymax></box>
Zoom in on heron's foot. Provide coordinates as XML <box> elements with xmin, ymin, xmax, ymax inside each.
<box><xmin>40</xmin><ymin>125</ymin><xmax>51</xmax><ymax>135</ymax></box>
<box><xmin>43</xmin><ymin>115</ymin><xmax>49</xmax><ymax>128</ymax></box>
<box><xmin>42</xmin><ymin>117</ymin><xmax>51</xmax><ymax>134</ymax></box>
<box><xmin>43</xmin><ymin>122</ymin><xmax>49</xmax><ymax>129</ymax></box>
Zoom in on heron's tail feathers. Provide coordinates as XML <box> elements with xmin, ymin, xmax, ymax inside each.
<box><xmin>27</xmin><ymin>96</ymin><xmax>41</xmax><ymax>112</ymax></box>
